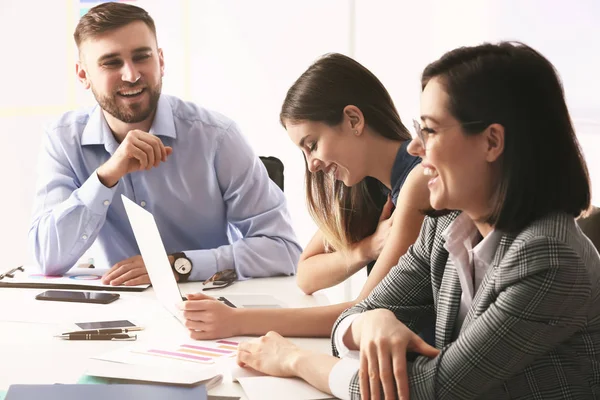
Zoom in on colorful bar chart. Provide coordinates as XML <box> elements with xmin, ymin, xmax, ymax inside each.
<box><xmin>133</xmin><ymin>340</ymin><xmax>240</xmax><ymax>364</ymax></box>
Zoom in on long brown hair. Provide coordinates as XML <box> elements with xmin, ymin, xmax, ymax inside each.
<box><xmin>281</xmin><ymin>53</ymin><xmax>411</xmax><ymax>251</ymax></box>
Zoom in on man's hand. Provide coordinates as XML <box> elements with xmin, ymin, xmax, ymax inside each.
<box><xmin>97</xmin><ymin>129</ymin><xmax>173</xmax><ymax>187</ymax></box>
<box><xmin>179</xmin><ymin>292</ymin><xmax>240</xmax><ymax>339</ymax></box>
<box><xmin>102</xmin><ymin>254</ymin><xmax>177</xmax><ymax>286</ymax></box>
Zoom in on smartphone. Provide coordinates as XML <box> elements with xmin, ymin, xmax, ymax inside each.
<box><xmin>35</xmin><ymin>290</ymin><xmax>120</xmax><ymax>304</ymax></box>
<box><xmin>75</xmin><ymin>319</ymin><xmax>137</xmax><ymax>330</ymax></box>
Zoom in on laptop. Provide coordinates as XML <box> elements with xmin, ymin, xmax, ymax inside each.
<box><xmin>121</xmin><ymin>195</ymin><xmax>285</xmax><ymax>315</ymax></box>
<box><xmin>121</xmin><ymin>195</ymin><xmax>185</xmax><ymax>324</ymax></box>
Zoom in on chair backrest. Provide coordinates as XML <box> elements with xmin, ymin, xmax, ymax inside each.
<box><xmin>259</xmin><ymin>156</ymin><xmax>284</xmax><ymax>191</ymax></box>
<box><xmin>577</xmin><ymin>206</ymin><xmax>600</xmax><ymax>252</ymax></box>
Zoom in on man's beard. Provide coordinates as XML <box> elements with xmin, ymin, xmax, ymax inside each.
<box><xmin>91</xmin><ymin>81</ymin><xmax>162</xmax><ymax>124</ymax></box>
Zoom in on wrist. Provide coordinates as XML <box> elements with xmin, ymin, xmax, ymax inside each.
<box><xmin>348</xmin><ymin>313</ymin><xmax>368</xmax><ymax>347</ymax></box>
<box><xmin>352</xmin><ymin>238</ymin><xmax>373</xmax><ymax>264</ymax></box>
<box><xmin>287</xmin><ymin>348</ymin><xmax>309</xmax><ymax>377</ymax></box>
<box><xmin>97</xmin><ymin>164</ymin><xmax>121</xmax><ymax>188</ymax></box>
<box><xmin>229</xmin><ymin>307</ymin><xmax>243</xmax><ymax>336</ymax></box>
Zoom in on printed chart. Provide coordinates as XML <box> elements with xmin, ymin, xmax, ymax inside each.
<box><xmin>133</xmin><ymin>340</ymin><xmax>239</xmax><ymax>364</ymax></box>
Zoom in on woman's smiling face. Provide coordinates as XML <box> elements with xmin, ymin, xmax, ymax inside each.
<box><xmin>408</xmin><ymin>77</ymin><xmax>499</xmax><ymax>218</ymax></box>
<box><xmin>285</xmin><ymin>118</ymin><xmax>368</xmax><ymax>187</ymax></box>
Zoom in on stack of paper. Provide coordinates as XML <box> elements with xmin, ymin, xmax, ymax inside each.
<box><xmin>87</xmin><ymin>338</ymin><xmax>240</xmax><ymax>387</ymax></box>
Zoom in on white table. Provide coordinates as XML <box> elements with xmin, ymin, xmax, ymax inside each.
<box><xmin>0</xmin><ymin>277</ymin><xmax>331</xmax><ymax>398</ymax></box>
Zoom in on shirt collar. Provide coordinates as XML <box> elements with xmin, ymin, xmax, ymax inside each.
<box><xmin>81</xmin><ymin>94</ymin><xmax>177</xmax><ymax>149</ymax></box>
<box><xmin>149</xmin><ymin>95</ymin><xmax>177</xmax><ymax>139</ymax></box>
<box><xmin>472</xmin><ymin>227</ymin><xmax>502</xmax><ymax>266</ymax></box>
<box><xmin>442</xmin><ymin>212</ymin><xmax>501</xmax><ymax>263</ymax></box>
<box><xmin>442</xmin><ymin>212</ymin><xmax>481</xmax><ymax>256</ymax></box>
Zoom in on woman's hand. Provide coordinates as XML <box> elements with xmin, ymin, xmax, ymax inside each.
<box><xmin>237</xmin><ymin>331</ymin><xmax>302</xmax><ymax>377</ymax></box>
<box><xmin>356</xmin><ymin>309</ymin><xmax>439</xmax><ymax>400</ymax></box>
<box><xmin>362</xmin><ymin>196</ymin><xmax>395</xmax><ymax>261</ymax></box>
<box><xmin>178</xmin><ymin>292</ymin><xmax>240</xmax><ymax>339</ymax></box>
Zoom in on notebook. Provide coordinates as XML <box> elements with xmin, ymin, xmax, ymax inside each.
<box><xmin>5</xmin><ymin>384</ymin><xmax>206</xmax><ymax>400</ymax></box>
<box><xmin>0</xmin><ymin>265</ymin><xmax>149</xmax><ymax>292</ymax></box>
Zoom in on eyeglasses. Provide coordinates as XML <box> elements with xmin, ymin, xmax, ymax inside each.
<box><xmin>412</xmin><ymin>119</ymin><xmax>484</xmax><ymax>146</ymax></box>
<box><xmin>202</xmin><ymin>269</ymin><xmax>237</xmax><ymax>291</ymax></box>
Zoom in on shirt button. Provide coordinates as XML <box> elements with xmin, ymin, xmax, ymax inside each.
<box><xmin>140</xmin><ymin>201</ymin><xmax>147</xmax><ymax>207</ymax></box>
<box><xmin>82</xmin><ymin>234</ymin><xmax>88</xmax><ymax>240</ymax></box>
<box><xmin>103</xmin><ymin>200</ymin><xmax>110</xmax><ymax>206</ymax></box>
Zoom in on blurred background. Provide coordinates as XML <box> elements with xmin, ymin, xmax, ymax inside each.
<box><xmin>1</xmin><ymin>0</ymin><xmax>598</xmax><ymax>303</ymax></box>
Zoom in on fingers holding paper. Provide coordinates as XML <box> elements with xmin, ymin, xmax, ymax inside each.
<box><xmin>179</xmin><ymin>292</ymin><xmax>240</xmax><ymax>339</ymax></box>
<box><xmin>237</xmin><ymin>331</ymin><xmax>301</xmax><ymax>378</ymax></box>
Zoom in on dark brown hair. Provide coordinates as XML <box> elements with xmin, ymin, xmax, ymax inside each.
<box><xmin>281</xmin><ymin>53</ymin><xmax>411</xmax><ymax>250</ymax></box>
<box><xmin>422</xmin><ymin>42</ymin><xmax>590</xmax><ymax>232</ymax></box>
<box><xmin>74</xmin><ymin>2</ymin><xmax>157</xmax><ymax>48</ymax></box>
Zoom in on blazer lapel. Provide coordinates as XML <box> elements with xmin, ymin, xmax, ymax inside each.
<box><xmin>435</xmin><ymin>257</ymin><xmax>463</xmax><ymax>348</ymax></box>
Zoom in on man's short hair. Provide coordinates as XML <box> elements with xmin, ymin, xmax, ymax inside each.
<box><xmin>74</xmin><ymin>2</ymin><xmax>157</xmax><ymax>48</ymax></box>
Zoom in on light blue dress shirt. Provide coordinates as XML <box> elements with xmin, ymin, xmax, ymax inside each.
<box><xmin>28</xmin><ymin>94</ymin><xmax>301</xmax><ymax>281</ymax></box>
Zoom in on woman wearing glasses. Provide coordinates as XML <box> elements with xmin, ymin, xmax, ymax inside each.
<box><xmin>180</xmin><ymin>53</ymin><xmax>433</xmax><ymax>339</ymax></box>
<box><xmin>235</xmin><ymin>42</ymin><xmax>600</xmax><ymax>400</ymax></box>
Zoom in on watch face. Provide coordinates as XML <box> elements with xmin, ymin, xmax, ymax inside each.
<box><xmin>174</xmin><ymin>258</ymin><xmax>191</xmax><ymax>274</ymax></box>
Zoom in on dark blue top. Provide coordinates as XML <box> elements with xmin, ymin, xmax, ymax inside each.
<box><xmin>389</xmin><ymin>139</ymin><xmax>422</xmax><ymax>206</ymax></box>
<box><xmin>367</xmin><ymin>140</ymin><xmax>421</xmax><ymax>275</ymax></box>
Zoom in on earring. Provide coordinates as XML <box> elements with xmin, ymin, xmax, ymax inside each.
<box><xmin>353</xmin><ymin>130</ymin><xmax>358</xmax><ymax>135</ymax></box>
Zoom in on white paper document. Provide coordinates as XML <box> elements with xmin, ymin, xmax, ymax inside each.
<box><xmin>237</xmin><ymin>376</ymin><xmax>335</xmax><ymax>400</ymax></box>
<box><xmin>93</xmin><ymin>337</ymin><xmax>241</xmax><ymax>368</ymax></box>
<box><xmin>85</xmin><ymin>359</ymin><xmax>222</xmax><ymax>387</ymax></box>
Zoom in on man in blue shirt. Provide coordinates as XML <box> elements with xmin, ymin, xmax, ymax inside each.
<box><xmin>28</xmin><ymin>2</ymin><xmax>301</xmax><ymax>286</ymax></box>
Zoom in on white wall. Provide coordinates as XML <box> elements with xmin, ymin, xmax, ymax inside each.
<box><xmin>1</xmin><ymin>0</ymin><xmax>599</xmax><ymax>303</ymax></box>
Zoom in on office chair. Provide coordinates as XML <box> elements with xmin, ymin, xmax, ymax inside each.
<box><xmin>578</xmin><ymin>206</ymin><xmax>600</xmax><ymax>252</ymax></box>
<box><xmin>259</xmin><ymin>156</ymin><xmax>284</xmax><ymax>191</ymax></box>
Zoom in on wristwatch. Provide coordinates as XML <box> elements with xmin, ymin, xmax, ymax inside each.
<box><xmin>171</xmin><ymin>252</ymin><xmax>192</xmax><ymax>282</ymax></box>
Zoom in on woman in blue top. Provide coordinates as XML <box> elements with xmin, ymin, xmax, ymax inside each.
<box><xmin>181</xmin><ymin>53</ymin><xmax>431</xmax><ymax>339</ymax></box>
<box><xmin>286</xmin><ymin>53</ymin><xmax>425</xmax><ymax>295</ymax></box>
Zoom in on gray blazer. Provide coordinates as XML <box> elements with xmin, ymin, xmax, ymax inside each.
<box><xmin>332</xmin><ymin>211</ymin><xmax>600</xmax><ymax>399</ymax></box>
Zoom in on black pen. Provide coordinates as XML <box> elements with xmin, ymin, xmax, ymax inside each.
<box><xmin>60</xmin><ymin>327</ymin><xmax>142</xmax><ymax>335</ymax></box>
<box><xmin>217</xmin><ymin>297</ymin><xmax>237</xmax><ymax>308</ymax></box>
<box><xmin>54</xmin><ymin>333</ymin><xmax>136</xmax><ymax>341</ymax></box>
